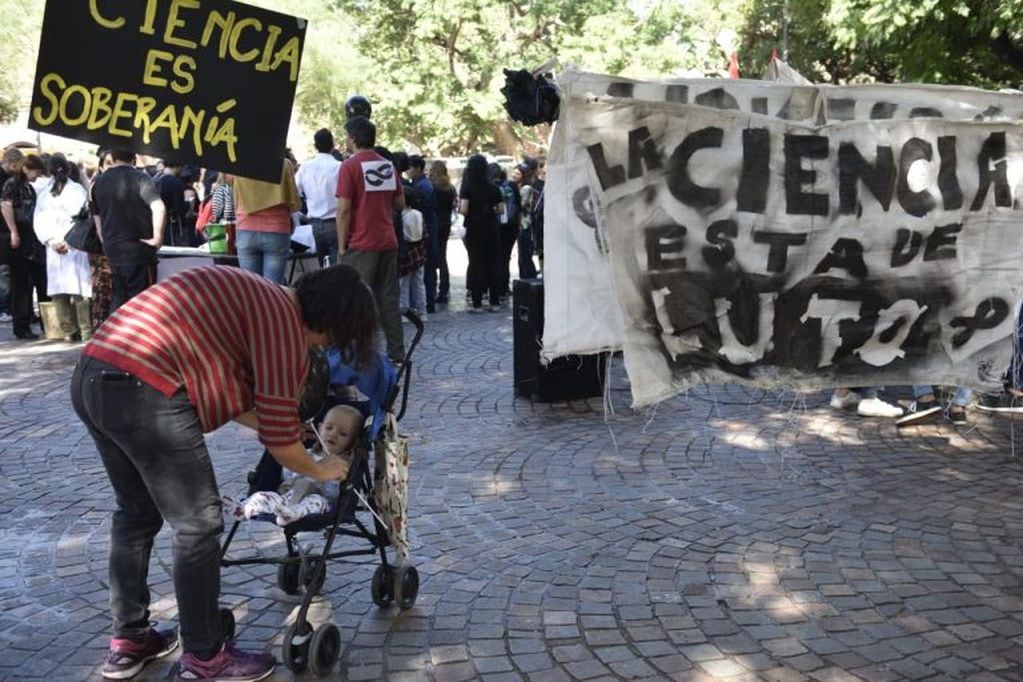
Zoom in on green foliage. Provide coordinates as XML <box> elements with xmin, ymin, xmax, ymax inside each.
<box><xmin>0</xmin><ymin>0</ymin><xmax>45</xmax><ymax>124</ymax></box>
<box><xmin>825</xmin><ymin>0</ymin><xmax>1023</xmax><ymax>88</ymax></box>
<box><xmin>9</xmin><ymin>0</ymin><xmax>1018</xmax><ymax>157</ymax></box>
<box><xmin>738</xmin><ymin>0</ymin><xmax>1022</xmax><ymax>89</ymax></box>
<box><xmin>328</xmin><ymin>0</ymin><xmax>739</xmax><ymax>154</ymax></box>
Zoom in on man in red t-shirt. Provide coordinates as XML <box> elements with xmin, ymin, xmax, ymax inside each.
<box><xmin>70</xmin><ymin>265</ymin><xmax>377</xmax><ymax>681</ymax></box>
<box><xmin>336</xmin><ymin>116</ymin><xmax>406</xmax><ymax>361</ymax></box>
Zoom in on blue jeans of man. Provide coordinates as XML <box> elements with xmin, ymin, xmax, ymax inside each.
<box><xmin>309</xmin><ymin>218</ymin><xmax>338</xmax><ymax>266</ymax></box>
<box><xmin>423</xmin><ymin>226</ymin><xmax>439</xmax><ymax>310</ymax></box>
<box><xmin>70</xmin><ymin>356</ymin><xmax>224</xmax><ymax>655</ymax></box>
<box><xmin>912</xmin><ymin>384</ymin><xmax>973</xmax><ymax>407</ymax></box>
<box><xmin>236</xmin><ymin>230</ymin><xmax>291</xmax><ymax>284</ymax></box>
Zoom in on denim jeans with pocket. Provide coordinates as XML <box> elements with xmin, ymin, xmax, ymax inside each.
<box><xmin>235</xmin><ymin>230</ymin><xmax>291</xmax><ymax>284</ymax></box>
<box><xmin>71</xmin><ymin>355</ymin><xmax>224</xmax><ymax>655</ymax></box>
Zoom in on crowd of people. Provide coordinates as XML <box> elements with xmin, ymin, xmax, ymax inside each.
<box><xmin>0</xmin><ymin>119</ymin><xmax>546</xmax><ymax>357</ymax></box>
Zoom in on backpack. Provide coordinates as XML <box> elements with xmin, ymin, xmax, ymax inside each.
<box><xmin>402</xmin><ymin>208</ymin><xmax>423</xmax><ymax>242</ymax></box>
<box><xmin>499</xmin><ymin>182</ymin><xmax>518</xmax><ymax>224</ymax></box>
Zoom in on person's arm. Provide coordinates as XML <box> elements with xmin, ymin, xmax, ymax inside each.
<box><xmin>336</xmin><ymin>197</ymin><xmax>351</xmax><ymax>256</ymax></box>
<box><xmin>141</xmin><ymin>199</ymin><xmax>166</xmax><ymax>248</ymax></box>
<box><xmin>458</xmin><ymin>199</ymin><xmax>469</xmax><ymax>216</ymax></box>
<box><xmin>0</xmin><ymin>201</ymin><xmax>20</xmax><ymax>250</ymax></box>
<box><xmin>269</xmin><ymin>441</ymin><xmax>349</xmax><ymax>481</ymax></box>
<box><xmin>495</xmin><ymin>201</ymin><xmax>506</xmax><ymax>216</ymax></box>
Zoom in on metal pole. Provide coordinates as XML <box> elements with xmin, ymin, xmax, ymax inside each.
<box><xmin>782</xmin><ymin>0</ymin><xmax>790</xmax><ymax>62</ymax></box>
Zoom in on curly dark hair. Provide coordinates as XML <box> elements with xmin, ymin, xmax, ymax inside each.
<box><xmin>293</xmin><ymin>264</ymin><xmax>378</xmax><ymax>369</ymax></box>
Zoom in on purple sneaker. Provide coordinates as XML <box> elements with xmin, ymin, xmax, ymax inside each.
<box><xmin>102</xmin><ymin>625</ymin><xmax>179</xmax><ymax>679</ymax></box>
<box><xmin>174</xmin><ymin>642</ymin><xmax>276</xmax><ymax>681</ymax></box>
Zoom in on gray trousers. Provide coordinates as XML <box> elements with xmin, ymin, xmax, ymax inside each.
<box><xmin>341</xmin><ymin>248</ymin><xmax>405</xmax><ymax>361</ymax></box>
<box><xmin>71</xmin><ymin>356</ymin><xmax>224</xmax><ymax>655</ymax></box>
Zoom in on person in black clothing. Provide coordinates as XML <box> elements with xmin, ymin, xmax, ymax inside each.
<box><xmin>459</xmin><ymin>155</ymin><xmax>505</xmax><ymax>312</ymax></box>
<box><xmin>0</xmin><ymin>154</ymin><xmax>49</xmax><ymax>339</ymax></box>
<box><xmin>90</xmin><ymin>149</ymin><xmax>166</xmax><ymax>312</ymax></box>
<box><xmin>428</xmin><ymin>160</ymin><xmax>456</xmax><ymax>303</ymax></box>
<box><xmin>407</xmin><ymin>155</ymin><xmax>438</xmax><ymax>313</ymax></box>
<box><xmin>156</xmin><ymin>160</ymin><xmax>189</xmax><ymax>246</ymax></box>
<box><xmin>490</xmin><ymin>164</ymin><xmax>520</xmax><ymax>298</ymax></box>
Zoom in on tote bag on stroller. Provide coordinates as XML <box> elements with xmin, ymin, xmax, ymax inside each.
<box><xmin>374</xmin><ymin>412</ymin><xmax>410</xmax><ymax>562</ymax></box>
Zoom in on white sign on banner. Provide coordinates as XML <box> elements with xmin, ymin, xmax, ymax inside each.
<box><xmin>569</xmin><ymin>95</ymin><xmax>1023</xmax><ymax>406</ymax></box>
<box><xmin>542</xmin><ymin>68</ymin><xmax>1023</xmax><ymax>367</ymax></box>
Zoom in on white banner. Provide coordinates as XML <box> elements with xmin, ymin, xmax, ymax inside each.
<box><xmin>542</xmin><ymin>68</ymin><xmax>1023</xmax><ymax>367</ymax></box>
<box><xmin>570</xmin><ymin>96</ymin><xmax>1023</xmax><ymax>406</ymax></box>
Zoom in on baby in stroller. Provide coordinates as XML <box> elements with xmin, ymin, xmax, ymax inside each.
<box><xmin>225</xmin><ymin>404</ymin><xmax>364</xmax><ymax>525</ymax></box>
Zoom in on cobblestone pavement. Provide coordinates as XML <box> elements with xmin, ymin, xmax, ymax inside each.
<box><xmin>3</xmin><ymin>266</ymin><xmax>1023</xmax><ymax>680</ymax></box>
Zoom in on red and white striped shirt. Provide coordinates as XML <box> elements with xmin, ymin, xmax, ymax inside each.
<box><xmin>84</xmin><ymin>267</ymin><xmax>308</xmax><ymax>448</ymax></box>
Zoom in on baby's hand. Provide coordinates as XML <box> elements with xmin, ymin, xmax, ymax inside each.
<box><xmin>315</xmin><ymin>454</ymin><xmax>350</xmax><ymax>482</ymax></box>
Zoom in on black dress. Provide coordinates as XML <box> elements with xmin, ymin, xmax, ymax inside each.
<box><xmin>458</xmin><ymin>181</ymin><xmax>503</xmax><ymax>308</ymax></box>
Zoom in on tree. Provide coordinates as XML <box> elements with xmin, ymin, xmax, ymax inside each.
<box><xmin>737</xmin><ymin>0</ymin><xmax>1022</xmax><ymax>89</ymax></box>
<box><xmin>328</xmin><ymin>0</ymin><xmax>744</xmax><ymax>155</ymax></box>
<box><xmin>827</xmin><ymin>0</ymin><xmax>1023</xmax><ymax>88</ymax></box>
<box><xmin>0</xmin><ymin>0</ymin><xmax>45</xmax><ymax>123</ymax></box>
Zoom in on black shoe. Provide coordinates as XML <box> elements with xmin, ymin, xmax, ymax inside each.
<box><xmin>426</xmin><ymin>305</ymin><xmax>436</xmax><ymax>314</ymax></box>
<box><xmin>14</xmin><ymin>331</ymin><xmax>39</xmax><ymax>340</ymax></box>
<box><xmin>896</xmin><ymin>401</ymin><xmax>942</xmax><ymax>427</ymax></box>
<box><xmin>949</xmin><ymin>408</ymin><xmax>969</xmax><ymax>425</ymax></box>
<box><xmin>436</xmin><ymin>295</ymin><xmax>449</xmax><ymax>304</ymax></box>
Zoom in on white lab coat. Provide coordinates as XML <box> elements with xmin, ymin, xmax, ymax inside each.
<box><xmin>33</xmin><ymin>178</ymin><xmax>92</xmax><ymax>297</ymax></box>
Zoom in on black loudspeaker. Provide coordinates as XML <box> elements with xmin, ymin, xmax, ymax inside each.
<box><xmin>513</xmin><ymin>279</ymin><xmax>607</xmax><ymax>401</ymax></box>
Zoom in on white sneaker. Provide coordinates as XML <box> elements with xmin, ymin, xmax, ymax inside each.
<box><xmin>830</xmin><ymin>391</ymin><xmax>860</xmax><ymax>410</ymax></box>
<box><xmin>857</xmin><ymin>397</ymin><xmax>904</xmax><ymax>418</ymax></box>
<box><xmin>0</xmin><ymin>312</ymin><xmax>11</xmax><ymax>323</ymax></box>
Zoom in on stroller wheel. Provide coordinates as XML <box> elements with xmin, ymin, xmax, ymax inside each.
<box><xmin>370</xmin><ymin>564</ymin><xmax>394</xmax><ymax>607</ymax></box>
<box><xmin>394</xmin><ymin>564</ymin><xmax>420</xmax><ymax>611</ymax></box>
<box><xmin>282</xmin><ymin>621</ymin><xmax>313</xmax><ymax>673</ymax></box>
<box><xmin>219</xmin><ymin>607</ymin><xmax>236</xmax><ymax>642</ymax></box>
<box><xmin>277</xmin><ymin>562</ymin><xmax>301</xmax><ymax>595</ymax></box>
<box><xmin>300</xmin><ymin>556</ymin><xmax>325</xmax><ymax>596</ymax></box>
<box><xmin>309</xmin><ymin>623</ymin><xmax>341</xmax><ymax>677</ymax></box>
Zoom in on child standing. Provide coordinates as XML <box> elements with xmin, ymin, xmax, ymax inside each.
<box><xmin>398</xmin><ymin>204</ymin><xmax>427</xmax><ymax>319</ymax></box>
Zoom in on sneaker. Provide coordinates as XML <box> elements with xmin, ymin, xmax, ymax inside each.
<box><xmin>977</xmin><ymin>392</ymin><xmax>1023</xmax><ymax>413</ymax></box>
<box><xmin>829</xmin><ymin>390</ymin><xmax>860</xmax><ymax>410</ymax></box>
<box><xmin>896</xmin><ymin>401</ymin><xmax>943</xmax><ymax>427</ymax></box>
<box><xmin>102</xmin><ymin>625</ymin><xmax>179</xmax><ymax>679</ymax></box>
<box><xmin>856</xmin><ymin>397</ymin><xmax>904</xmax><ymax>418</ymax></box>
<box><xmin>173</xmin><ymin>642</ymin><xmax>275</xmax><ymax>681</ymax></box>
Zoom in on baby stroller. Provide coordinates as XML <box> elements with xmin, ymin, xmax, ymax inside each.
<box><xmin>219</xmin><ymin>312</ymin><xmax>424</xmax><ymax>677</ymax></box>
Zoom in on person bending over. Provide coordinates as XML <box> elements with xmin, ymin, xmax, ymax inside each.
<box><xmin>71</xmin><ymin>264</ymin><xmax>376</xmax><ymax>682</ymax></box>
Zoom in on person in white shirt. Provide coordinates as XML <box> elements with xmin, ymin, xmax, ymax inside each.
<box><xmin>35</xmin><ymin>154</ymin><xmax>91</xmax><ymax>341</ymax></box>
<box><xmin>295</xmin><ymin>128</ymin><xmax>342</xmax><ymax>264</ymax></box>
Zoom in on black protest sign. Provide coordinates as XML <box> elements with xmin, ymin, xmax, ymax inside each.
<box><xmin>29</xmin><ymin>0</ymin><xmax>305</xmax><ymax>182</ymax></box>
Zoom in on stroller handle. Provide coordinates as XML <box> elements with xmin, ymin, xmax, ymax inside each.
<box><xmin>388</xmin><ymin>310</ymin><xmax>425</xmax><ymax>420</ymax></box>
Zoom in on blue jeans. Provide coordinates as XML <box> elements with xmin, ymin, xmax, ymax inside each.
<box><xmin>913</xmin><ymin>384</ymin><xmax>972</xmax><ymax>407</ymax></box>
<box><xmin>235</xmin><ymin>230</ymin><xmax>291</xmax><ymax>284</ymax></box>
<box><xmin>309</xmin><ymin>218</ymin><xmax>338</xmax><ymax>266</ymax></box>
<box><xmin>71</xmin><ymin>356</ymin><xmax>224</xmax><ymax>655</ymax></box>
